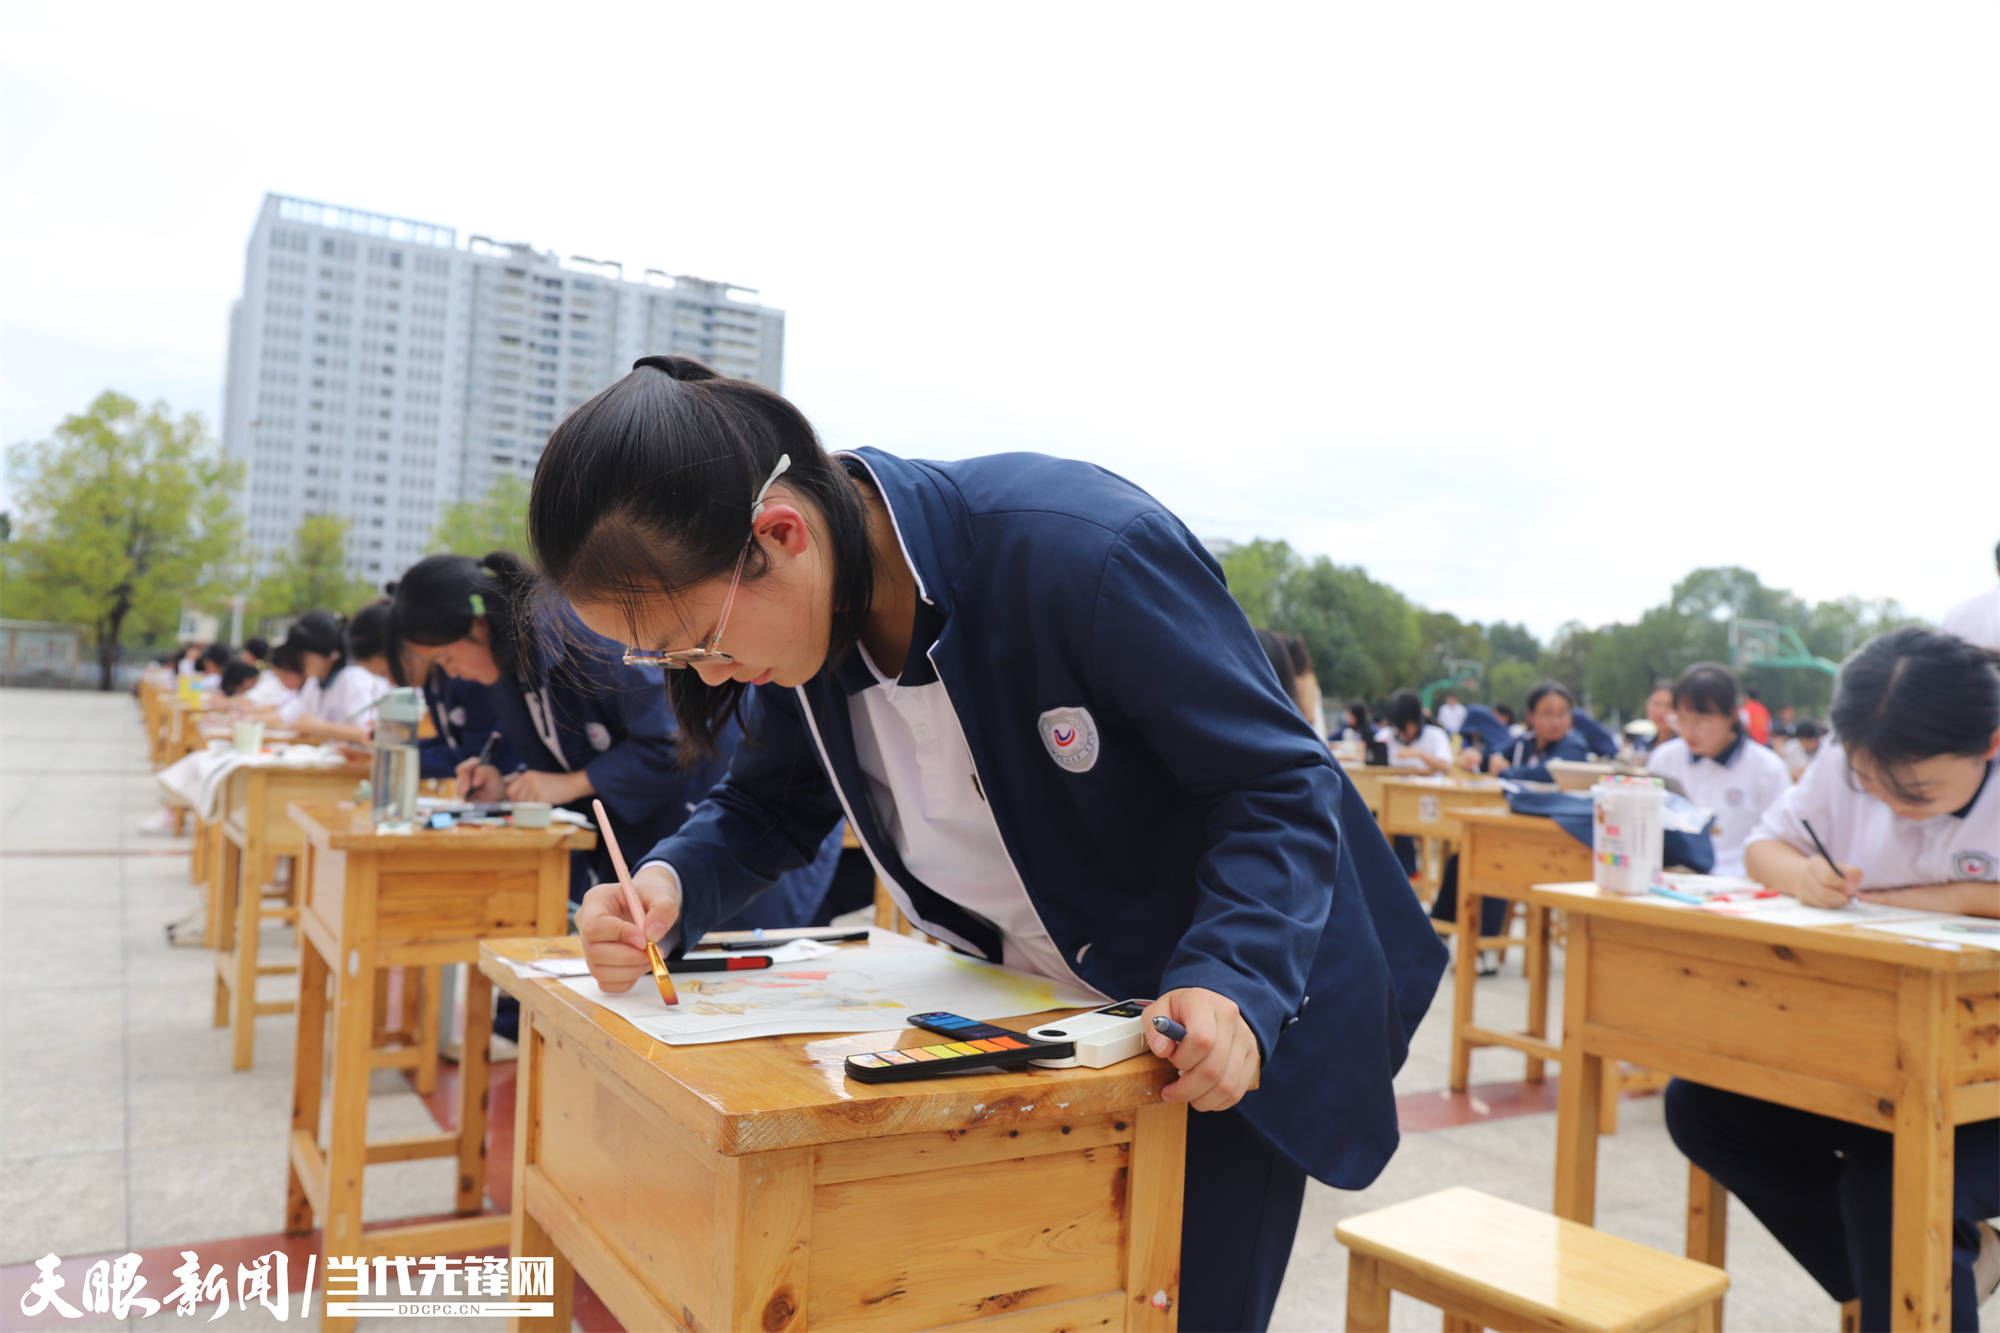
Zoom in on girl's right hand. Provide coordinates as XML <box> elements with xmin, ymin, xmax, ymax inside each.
<box><xmin>1794</xmin><ymin>856</ymin><xmax>1863</xmax><ymax>908</ymax></box>
<box><xmin>576</xmin><ymin>864</ymin><xmax>684</xmax><ymax>993</ymax></box>
<box><xmin>454</xmin><ymin>758</ymin><xmax>504</xmax><ymax>801</ymax></box>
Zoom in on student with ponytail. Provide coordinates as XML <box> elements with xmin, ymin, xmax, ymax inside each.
<box><xmin>536</xmin><ymin>354</ymin><xmax>1445</xmax><ymax>1333</ymax></box>
<box><xmin>386</xmin><ymin>551</ymin><xmax>840</xmax><ymax>925</ymax></box>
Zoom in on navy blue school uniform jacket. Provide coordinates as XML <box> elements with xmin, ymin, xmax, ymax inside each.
<box><xmin>643</xmin><ymin>448</ymin><xmax>1449</xmax><ymax>1189</ymax></box>
<box><xmin>492</xmin><ymin>615</ymin><xmax>837</xmax><ymax>923</ymax></box>
<box><xmin>1494</xmin><ymin>729</ymin><xmax>1592</xmax><ymax>777</ymax></box>
<box><xmin>419</xmin><ymin>673</ymin><xmax>510</xmax><ymax>780</ymax></box>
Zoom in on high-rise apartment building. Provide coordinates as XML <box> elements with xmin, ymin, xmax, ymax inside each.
<box><xmin>222</xmin><ymin>193</ymin><xmax>784</xmax><ymax>585</ymax></box>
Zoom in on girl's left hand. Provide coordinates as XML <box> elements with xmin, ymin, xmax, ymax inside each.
<box><xmin>1142</xmin><ymin>988</ymin><xmax>1262</xmax><ymax>1111</ymax></box>
<box><xmin>504</xmin><ymin>768</ymin><xmax>592</xmax><ymax>806</ymax></box>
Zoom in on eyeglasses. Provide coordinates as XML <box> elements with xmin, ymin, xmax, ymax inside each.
<box><xmin>621</xmin><ymin>454</ymin><xmax>791</xmax><ymax>671</ymax></box>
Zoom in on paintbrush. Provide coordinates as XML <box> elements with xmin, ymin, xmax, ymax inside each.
<box><xmin>592</xmin><ymin>798</ymin><xmax>678</xmax><ymax>1006</ymax></box>
<box><xmin>1799</xmin><ymin>818</ymin><xmax>1852</xmax><ymax>902</ymax></box>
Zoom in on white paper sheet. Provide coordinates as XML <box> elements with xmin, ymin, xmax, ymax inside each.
<box><xmin>559</xmin><ymin>930</ymin><xmax>1103</xmax><ymax>1045</ymax></box>
<box><xmin>1696</xmin><ymin>896</ymin><xmax>1937</xmax><ymax>928</ymax></box>
<box><xmin>1853</xmin><ymin>916</ymin><xmax>2000</xmax><ymax>951</ymax></box>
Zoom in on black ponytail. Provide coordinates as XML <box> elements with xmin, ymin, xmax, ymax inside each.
<box><xmin>1832</xmin><ymin>627</ymin><xmax>2000</xmax><ymax>801</ymax></box>
<box><xmin>527</xmin><ymin>354</ymin><xmax>875</xmax><ymax>759</ymax></box>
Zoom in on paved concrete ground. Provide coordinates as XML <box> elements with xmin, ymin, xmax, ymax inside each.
<box><xmin>2</xmin><ymin>688</ymin><xmax>1988</xmax><ymax>1331</ymax></box>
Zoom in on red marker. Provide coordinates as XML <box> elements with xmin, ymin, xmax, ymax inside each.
<box><xmin>673</xmin><ymin>956</ymin><xmax>775</xmax><ymax>973</ymax></box>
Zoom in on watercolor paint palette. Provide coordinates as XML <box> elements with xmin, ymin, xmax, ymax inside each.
<box><xmin>843</xmin><ymin>1013</ymin><xmax>1071</xmax><ymax>1084</ymax></box>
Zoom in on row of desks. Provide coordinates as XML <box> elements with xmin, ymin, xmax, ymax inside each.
<box><xmin>1346</xmin><ymin>760</ymin><xmax>1999</xmax><ymax>1330</ymax></box>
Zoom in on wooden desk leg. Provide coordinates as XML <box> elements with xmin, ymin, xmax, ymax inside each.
<box><xmin>1345</xmin><ymin>1253</ymin><xmax>1391</xmax><ymax>1332</ymax></box>
<box><xmin>1890</xmin><ymin>968</ymin><xmax>1953</xmax><ymax>1331</ymax></box>
<box><xmin>1600</xmin><ymin>1059</ymin><xmax>1622</xmax><ymax>1135</ymax></box>
<box><xmin>322</xmin><ymin>928</ymin><xmax>378</xmax><ymax>1333</ymax></box>
<box><xmin>1524</xmin><ymin>903</ymin><xmax>1550</xmax><ymax>1084</ymax></box>
<box><xmin>1687</xmin><ymin>1164</ymin><xmax>1727</xmax><ymax>1333</ymax></box>
<box><xmin>230</xmin><ymin>828</ymin><xmax>265</xmax><ymax>1070</ymax></box>
<box><xmin>455</xmin><ymin>964</ymin><xmax>494</xmax><ymax>1216</ymax></box>
<box><xmin>1124</xmin><ymin>1101</ymin><xmax>1186</xmax><ymax>1332</ymax></box>
<box><xmin>212</xmin><ymin>834</ymin><xmax>241</xmax><ymax>1029</ymax></box>
<box><xmin>286</xmin><ymin>926</ymin><xmax>330</xmax><ymax>1235</ymax></box>
<box><xmin>414</xmin><ymin>965</ymin><xmax>441</xmax><ymax>1097</ymax></box>
<box><xmin>1448</xmin><ymin>887</ymin><xmax>1483</xmax><ymax>1092</ymax></box>
<box><xmin>371</xmin><ymin>969</ymin><xmax>392</xmax><ymax>1049</ymax></box>
<box><xmin>1552</xmin><ymin>916</ymin><xmax>1602</xmax><ymax>1223</ymax></box>
<box><xmin>509</xmin><ymin>1014</ymin><xmax>573</xmax><ymax>1333</ymax></box>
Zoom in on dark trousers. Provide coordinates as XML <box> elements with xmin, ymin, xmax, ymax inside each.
<box><xmin>1178</xmin><ymin>1107</ymin><xmax>1309</xmax><ymax>1332</ymax></box>
<box><xmin>1664</xmin><ymin>1079</ymin><xmax>2000</xmax><ymax>1331</ymax></box>
<box><xmin>1426</xmin><ymin>853</ymin><xmax>1511</xmax><ymax>938</ymax></box>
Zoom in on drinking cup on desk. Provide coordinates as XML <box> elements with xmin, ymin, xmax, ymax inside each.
<box><xmin>231</xmin><ymin>720</ymin><xmax>265</xmax><ymax>755</ymax></box>
<box><xmin>511</xmin><ymin>802</ymin><xmax>552</xmax><ymax>828</ymax></box>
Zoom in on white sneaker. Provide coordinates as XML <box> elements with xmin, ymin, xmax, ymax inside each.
<box><xmin>1977</xmin><ymin>1220</ymin><xmax>2000</xmax><ymax>1307</ymax></box>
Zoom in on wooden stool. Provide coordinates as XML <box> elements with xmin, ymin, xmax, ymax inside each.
<box><xmin>1338</xmin><ymin>1187</ymin><xmax>1728</xmax><ymax>1333</ymax></box>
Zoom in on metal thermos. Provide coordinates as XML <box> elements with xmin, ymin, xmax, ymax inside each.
<box><xmin>370</xmin><ymin>687</ymin><xmax>424</xmax><ymax>824</ymax></box>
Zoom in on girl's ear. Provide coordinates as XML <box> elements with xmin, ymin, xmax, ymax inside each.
<box><xmin>470</xmin><ymin>619</ymin><xmax>492</xmax><ymax>646</ymax></box>
<box><xmin>753</xmin><ymin>501</ymin><xmax>813</xmax><ymax>558</ymax></box>
<box><xmin>1984</xmin><ymin>727</ymin><xmax>2000</xmax><ymax>762</ymax></box>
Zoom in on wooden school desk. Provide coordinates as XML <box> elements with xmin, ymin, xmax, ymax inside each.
<box><xmin>1344</xmin><ymin>764</ymin><xmax>1408</xmax><ymax>822</ymax></box>
<box><xmin>210</xmin><ymin>758</ymin><xmax>370</xmax><ymax>1070</ymax></box>
<box><xmin>1448</xmin><ymin>810</ymin><xmax>1590</xmax><ymax>1093</ymax></box>
<box><xmin>283</xmin><ymin>801</ymin><xmax>593</xmax><ymax>1333</ymax></box>
<box><xmin>1530</xmin><ymin>881</ymin><xmax>2000</xmax><ymax>1333</ymax></box>
<box><xmin>480</xmin><ymin>936</ymin><xmax>1188</xmax><ymax>1333</ymax></box>
<box><xmin>1377</xmin><ymin>775</ymin><xmax>1509</xmax><ymax>894</ymax></box>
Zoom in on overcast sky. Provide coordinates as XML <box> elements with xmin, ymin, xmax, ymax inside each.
<box><xmin>3</xmin><ymin>3</ymin><xmax>1993</xmax><ymax>640</ymax></box>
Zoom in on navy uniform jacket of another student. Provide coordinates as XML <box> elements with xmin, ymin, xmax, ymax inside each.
<box><xmin>644</xmin><ymin>447</ymin><xmax>1450</xmax><ymax>1189</ymax></box>
<box><xmin>419</xmin><ymin>673</ymin><xmax>510</xmax><ymax>780</ymax></box>
<box><xmin>494</xmin><ymin>617</ymin><xmax>839</xmax><ymax>924</ymax></box>
<box><xmin>1494</xmin><ymin>728</ymin><xmax>1592</xmax><ymax>776</ymax></box>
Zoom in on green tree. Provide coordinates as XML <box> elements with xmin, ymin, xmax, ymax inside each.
<box><xmin>248</xmin><ymin>514</ymin><xmax>377</xmax><ymax>627</ymax></box>
<box><xmin>430</xmin><ymin>473</ymin><xmax>531</xmax><ymax>558</ymax></box>
<box><xmin>1217</xmin><ymin>538</ymin><xmax>1299</xmax><ymax>629</ymax></box>
<box><xmin>1485</xmin><ymin>659</ymin><xmax>1541</xmax><ymax>714</ymax></box>
<box><xmin>1485</xmin><ymin>621</ymin><xmax>1541</xmax><ymax>664</ymax></box>
<box><xmin>2</xmin><ymin>391</ymin><xmax>241</xmax><ymax>689</ymax></box>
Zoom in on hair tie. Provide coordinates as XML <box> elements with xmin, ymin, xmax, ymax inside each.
<box><xmin>469</xmin><ymin>593</ymin><xmax>487</xmax><ymax>617</ymax></box>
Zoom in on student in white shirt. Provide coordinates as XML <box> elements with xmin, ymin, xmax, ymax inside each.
<box><xmin>1940</xmin><ymin>540</ymin><xmax>2000</xmax><ymax>653</ymax></box>
<box><xmin>1380</xmin><ymin>690</ymin><xmax>1453</xmax><ymax>775</ymax></box>
<box><xmin>1644</xmin><ymin>663</ymin><xmax>1791</xmax><ymax>877</ymax></box>
<box><xmin>1435</xmin><ymin>692</ymin><xmax>1467</xmax><ymax>737</ymax></box>
<box><xmin>1667</xmin><ymin>629</ymin><xmax>1999</xmax><ymax>1332</ymax></box>
<box><xmin>1778</xmin><ymin>718</ymin><xmax>1824</xmax><ymax>781</ymax></box>
<box><xmin>274</xmin><ymin>610</ymin><xmax>388</xmax><ymax>742</ymax></box>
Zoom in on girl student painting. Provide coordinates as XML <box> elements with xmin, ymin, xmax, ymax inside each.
<box><xmin>1668</xmin><ymin>628</ymin><xmax>2000</xmax><ymax>1330</ymax></box>
<box><xmin>541</xmin><ymin>355</ymin><xmax>1447</xmax><ymax>1332</ymax></box>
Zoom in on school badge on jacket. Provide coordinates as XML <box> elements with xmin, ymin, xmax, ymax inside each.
<box><xmin>1038</xmin><ymin>706</ymin><xmax>1100</xmax><ymax>773</ymax></box>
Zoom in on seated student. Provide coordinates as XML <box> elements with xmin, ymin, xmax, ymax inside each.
<box><xmin>413</xmin><ymin>665</ymin><xmax>508</xmax><ymax>781</ymax></box>
<box><xmin>1668</xmin><ymin>628</ymin><xmax>2000</xmax><ymax>1330</ymax></box>
<box><xmin>271</xmin><ymin>610</ymin><xmax>389</xmax><ymax>742</ymax></box>
<box><xmin>1644</xmin><ymin>663</ymin><xmax>1791</xmax><ymax>877</ymax></box>
<box><xmin>1337</xmin><ymin>701</ymin><xmax>1373</xmax><ymax>745</ymax></box>
<box><xmin>1482</xmin><ymin>681</ymin><xmax>1590</xmax><ymax>774</ymax></box>
<box><xmin>1779</xmin><ymin>718</ymin><xmax>1825</xmax><ymax>780</ymax></box>
<box><xmin>1495</xmin><ymin>702</ymin><xmax>1524</xmax><ymax>738</ymax></box>
<box><xmin>239</xmin><ymin>640</ymin><xmax>303</xmax><ymax>711</ymax></box>
<box><xmin>216</xmin><ymin>660</ymin><xmax>260</xmax><ymax>699</ymax></box>
<box><xmin>1379</xmin><ymin>689</ymin><xmax>1453</xmax><ymax>775</ymax></box>
<box><xmin>1630</xmin><ymin>681</ymin><xmax>1677</xmax><ymax>758</ymax></box>
<box><xmin>388</xmin><ymin>551</ymin><xmax>842</xmax><ymax>922</ymax></box>
<box><xmin>241</xmin><ymin>637</ymin><xmax>270</xmax><ymax>669</ymax></box>
<box><xmin>192</xmin><ymin>643</ymin><xmax>232</xmax><ymax>693</ymax></box>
